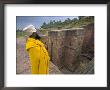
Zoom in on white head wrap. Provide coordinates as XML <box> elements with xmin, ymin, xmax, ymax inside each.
<box><xmin>23</xmin><ymin>24</ymin><xmax>37</xmax><ymax>36</ymax></box>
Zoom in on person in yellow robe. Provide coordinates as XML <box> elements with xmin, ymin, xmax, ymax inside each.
<box><xmin>23</xmin><ymin>25</ymin><xmax>50</xmax><ymax>74</ymax></box>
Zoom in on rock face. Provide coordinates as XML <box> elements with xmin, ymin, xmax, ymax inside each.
<box><xmin>42</xmin><ymin>23</ymin><xmax>94</xmax><ymax>73</ymax></box>
<box><xmin>81</xmin><ymin>23</ymin><xmax>94</xmax><ymax>59</ymax></box>
<box><xmin>42</xmin><ymin>28</ymin><xmax>85</xmax><ymax>71</ymax></box>
<box><xmin>48</xmin><ymin>30</ymin><xmax>66</xmax><ymax>69</ymax></box>
<box><xmin>63</xmin><ymin>29</ymin><xmax>85</xmax><ymax>71</ymax></box>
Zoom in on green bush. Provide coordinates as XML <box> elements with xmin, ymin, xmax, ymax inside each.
<box><xmin>16</xmin><ymin>31</ymin><xmax>27</xmax><ymax>38</ymax></box>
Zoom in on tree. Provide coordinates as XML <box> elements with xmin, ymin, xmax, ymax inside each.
<box><xmin>79</xmin><ymin>16</ymin><xmax>85</xmax><ymax>20</ymax></box>
<box><xmin>41</xmin><ymin>22</ymin><xmax>47</xmax><ymax>29</ymax></box>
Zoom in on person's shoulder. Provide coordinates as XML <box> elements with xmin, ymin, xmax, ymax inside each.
<box><xmin>36</xmin><ymin>39</ymin><xmax>44</xmax><ymax>46</ymax></box>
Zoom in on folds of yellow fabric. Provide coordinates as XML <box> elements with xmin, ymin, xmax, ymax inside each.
<box><xmin>26</xmin><ymin>38</ymin><xmax>50</xmax><ymax>74</ymax></box>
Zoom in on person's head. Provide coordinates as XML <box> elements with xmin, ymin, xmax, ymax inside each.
<box><xmin>29</xmin><ymin>32</ymin><xmax>41</xmax><ymax>40</ymax></box>
<box><xmin>23</xmin><ymin>25</ymin><xmax>43</xmax><ymax>40</ymax></box>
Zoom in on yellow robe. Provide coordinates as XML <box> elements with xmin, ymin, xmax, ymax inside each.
<box><xmin>26</xmin><ymin>37</ymin><xmax>50</xmax><ymax>74</ymax></box>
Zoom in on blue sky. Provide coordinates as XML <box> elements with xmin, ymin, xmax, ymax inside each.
<box><xmin>16</xmin><ymin>16</ymin><xmax>78</xmax><ymax>30</ymax></box>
